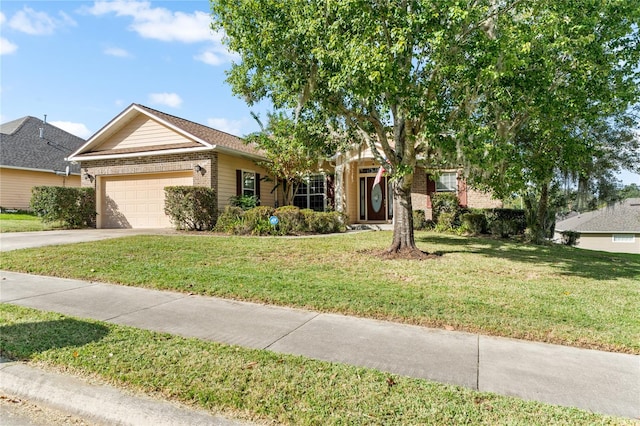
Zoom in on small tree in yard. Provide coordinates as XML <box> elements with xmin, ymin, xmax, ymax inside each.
<box><xmin>245</xmin><ymin>111</ymin><xmax>332</xmax><ymax>206</ymax></box>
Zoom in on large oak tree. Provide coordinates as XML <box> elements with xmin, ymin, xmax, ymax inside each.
<box><xmin>211</xmin><ymin>0</ymin><xmax>639</xmax><ymax>252</ymax></box>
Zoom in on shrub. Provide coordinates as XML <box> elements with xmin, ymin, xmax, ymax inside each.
<box><xmin>164</xmin><ymin>186</ymin><xmax>217</xmax><ymax>231</ymax></box>
<box><xmin>240</xmin><ymin>206</ymin><xmax>276</xmax><ymax>235</ymax></box>
<box><xmin>434</xmin><ymin>211</ymin><xmax>456</xmax><ymax>232</ymax></box>
<box><xmin>484</xmin><ymin>208</ymin><xmax>526</xmax><ymax>235</ymax></box>
<box><xmin>460</xmin><ymin>212</ymin><xmax>487</xmax><ymax>235</ymax></box>
<box><xmin>214</xmin><ymin>206</ymin><xmax>245</xmax><ymax>233</ymax></box>
<box><xmin>490</xmin><ymin>219</ymin><xmax>520</xmax><ymax>238</ymax></box>
<box><xmin>560</xmin><ymin>230</ymin><xmax>580</xmax><ymax>246</ymax></box>
<box><xmin>302</xmin><ymin>209</ymin><xmax>347</xmax><ymax>234</ymax></box>
<box><xmin>30</xmin><ymin>186</ymin><xmax>96</xmax><ymax>228</ymax></box>
<box><xmin>229</xmin><ymin>195</ymin><xmax>259</xmax><ymax>210</ymax></box>
<box><xmin>275</xmin><ymin>205</ymin><xmax>307</xmax><ymax>234</ymax></box>
<box><xmin>413</xmin><ymin>209</ymin><xmax>428</xmax><ymax>230</ymax></box>
<box><xmin>431</xmin><ymin>192</ymin><xmax>462</xmax><ymax>227</ymax></box>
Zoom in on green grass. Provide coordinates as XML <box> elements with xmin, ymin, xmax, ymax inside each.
<box><xmin>1</xmin><ymin>304</ymin><xmax>634</xmax><ymax>425</ymax></box>
<box><xmin>1</xmin><ymin>231</ymin><xmax>638</xmax><ymax>353</ymax></box>
<box><xmin>0</xmin><ymin>212</ymin><xmax>60</xmax><ymax>232</ymax></box>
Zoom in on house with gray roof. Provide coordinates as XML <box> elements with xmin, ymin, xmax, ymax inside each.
<box><xmin>555</xmin><ymin>198</ymin><xmax>640</xmax><ymax>254</ymax></box>
<box><xmin>1</xmin><ymin>116</ymin><xmax>86</xmax><ymax>210</ymax></box>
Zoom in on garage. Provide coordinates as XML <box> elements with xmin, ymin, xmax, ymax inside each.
<box><xmin>101</xmin><ymin>172</ymin><xmax>193</xmax><ymax>228</ymax></box>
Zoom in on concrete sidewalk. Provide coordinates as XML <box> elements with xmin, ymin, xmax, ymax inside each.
<box><xmin>1</xmin><ymin>270</ymin><xmax>638</xmax><ymax>421</ymax></box>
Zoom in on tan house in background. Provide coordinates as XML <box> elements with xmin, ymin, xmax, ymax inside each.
<box><xmin>0</xmin><ymin>116</ymin><xmax>84</xmax><ymax>210</ymax></box>
<box><xmin>68</xmin><ymin>104</ymin><xmax>501</xmax><ymax>229</ymax></box>
<box><xmin>555</xmin><ymin>198</ymin><xmax>640</xmax><ymax>254</ymax></box>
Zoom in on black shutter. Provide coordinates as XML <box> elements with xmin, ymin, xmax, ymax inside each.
<box><xmin>236</xmin><ymin>170</ymin><xmax>242</xmax><ymax>196</ymax></box>
<box><xmin>256</xmin><ymin>173</ymin><xmax>261</xmax><ymax>200</ymax></box>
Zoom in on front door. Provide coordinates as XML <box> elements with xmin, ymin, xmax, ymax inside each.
<box><xmin>366</xmin><ymin>177</ymin><xmax>387</xmax><ymax>221</ymax></box>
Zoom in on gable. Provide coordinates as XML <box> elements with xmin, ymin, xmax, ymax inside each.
<box><xmin>97</xmin><ymin>114</ymin><xmax>194</xmax><ymax>152</ymax></box>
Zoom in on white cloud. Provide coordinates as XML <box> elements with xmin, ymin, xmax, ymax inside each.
<box><xmin>8</xmin><ymin>7</ymin><xmax>76</xmax><ymax>35</ymax></box>
<box><xmin>149</xmin><ymin>92</ymin><xmax>182</xmax><ymax>108</ymax></box>
<box><xmin>195</xmin><ymin>43</ymin><xmax>239</xmax><ymax>66</ymax></box>
<box><xmin>87</xmin><ymin>1</ymin><xmax>212</xmax><ymax>43</ymax></box>
<box><xmin>207</xmin><ymin>118</ymin><xmax>245</xmax><ymax>136</ymax></box>
<box><xmin>50</xmin><ymin>121</ymin><xmax>92</xmax><ymax>139</ymax></box>
<box><xmin>0</xmin><ymin>37</ymin><xmax>18</xmax><ymax>55</ymax></box>
<box><xmin>104</xmin><ymin>47</ymin><xmax>132</xmax><ymax>58</ymax></box>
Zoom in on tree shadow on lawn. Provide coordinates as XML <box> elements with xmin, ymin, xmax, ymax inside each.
<box><xmin>0</xmin><ymin>317</ymin><xmax>109</xmax><ymax>361</ymax></box>
<box><xmin>417</xmin><ymin>234</ymin><xmax>640</xmax><ymax>281</ymax></box>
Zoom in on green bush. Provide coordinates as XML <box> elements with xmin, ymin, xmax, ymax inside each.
<box><xmin>484</xmin><ymin>208</ymin><xmax>526</xmax><ymax>235</ymax></box>
<box><xmin>412</xmin><ymin>209</ymin><xmax>428</xmax><ymax>230</ymax></box>
<box><xmin>302</xmin><ymin>210</ymin><xmax>347</xmax><ymax>234</ymax></box>
<box><xmin>460</xmin><ymin>212</ymin><xmax>487</xmax><ymax>235</ymax></box>
<box><xmin>431</xmin><ymin>192</ymin><xmax>462</xmax><ymax>226</ymax></box>
<box><xmin>275</xmin><ymin>205</ymin><xmax>307</xmax><ymax>234</ymax></box>
<box><xmin>434</xmin><ymin>211</ymin><xmax>456</xmax><ymax>232</ymax></box>
<box><xmin>240</xmin><ymin>206</ymin><xmax>276</xmax><ymax>235</ymax></box>
<box><xmin>164</xmin><ymin>186</ymin><xmax>217</xmax><ymax>231</ymax></box>
<box><xmin>560</xmin><ymin>230</ymin><xmax>580</xmax><ymax>246</ymax></box>
<box><xmin>490</xmin><ymin>219</ymin><xmax>520</xmax><ymax>238</ymax></box>
<box><xmin>30</xmin><ymin>186</ymin><xmax>96</xmax><ymax>228</ymax></box>
<box><xmin>214</xmin><ymin>205</ymin><xmax>245</xmax><ymax>233</ymax></box>
<box><xmin>229</xmin><ymin>195</ymin><xmax>259</xmax><ymax>210</ymax></box>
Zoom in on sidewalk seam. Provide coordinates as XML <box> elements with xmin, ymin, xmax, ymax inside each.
<box><xmin>262</xmin><ymin>312</ymin><xmax>321</xmax><ymax>350</ymax></box>
<box><xmin>476</xmin><ymin>334</ymin><xmax>480</xmax><ymax>391</ymax></box>
<box><xmin>102</xmin><ymin>294</ymin><xmax>190</xmax><ymax>322</ymax></box>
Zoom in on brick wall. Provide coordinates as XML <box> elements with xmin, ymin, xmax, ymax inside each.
<box><xmin>80</xmin><ymin>152</ymin><xmax>217</xmax><ymax>189</ymax></box>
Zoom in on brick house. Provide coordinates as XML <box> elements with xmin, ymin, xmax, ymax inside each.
<box><xmin>68</xmin><ymin>104</ymin><xmax>500</xmax><ymax>228</ymax></box>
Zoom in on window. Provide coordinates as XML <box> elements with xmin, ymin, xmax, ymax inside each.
<box><xmin>612</xmin><ymin>234</ymin><xmax>635</xmax><ymax>243</ymax></box>
<box><xmin>242</xmin><ymin>171</ymin><xmax>256</xmax><ymax>197</ymax></box>
<box><xmin>294</xmin><ymin>174</ymin><xmax>326</xmax><ymax>211</ymax></box>
<box><xmin>436</xmin><ymin>172</ymin><xmax>457</xmax><ymax>192</ymax></box>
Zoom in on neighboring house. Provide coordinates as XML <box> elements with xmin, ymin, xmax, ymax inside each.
<box><xmin>68</xmin><ymin>104</ymin><xmax>501</xmax><ymax>229</ymax></box>
<box><xmin>554</xmin><ymin>198</ymin><xmax>640</xmax><ymax>254</ymax></box>
<box><xmin>1</xmin><ymin>116</ymin><xmax>85</xmax><ymax>210</ymax></box>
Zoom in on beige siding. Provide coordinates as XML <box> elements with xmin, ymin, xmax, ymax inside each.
<box><xmin>576</xmin><ymin>233</ymin><xmax>640</xmax><ymax>254</ymax></box>
<box><xmin>344</xmin><ymin>163</ymin><xmax>359</xmax><ymax>223</ymax></box>
<box><xmin>217</xmin><ymin>153</ymin><xmax>275</xmax><ymax>208</ymax></box>
<box><xmin>99</xmin><ymin>115</ymin><xmax>190</xmax><ymax>151</ymax></box>
<box><xmin>0</xmin><ymin>168</ymin><xmax>80</xmax><ymax>210</ymax></box>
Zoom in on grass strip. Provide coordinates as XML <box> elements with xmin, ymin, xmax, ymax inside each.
<box><xmin>0</xmin><ymin>213</ymin><xmax>60</xmax><ymax>232</ymax></box>
<box><xmin>1</xmin><ymin>232</ymin><xmax>638</xmax><ymax>354</ymax></box>
<box><xmin>1</xmin><ymin>304</ymin><xmax>634</xmax><ymax>425</ymax></box>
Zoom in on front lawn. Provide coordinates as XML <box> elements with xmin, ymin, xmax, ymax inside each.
<box><xmin>0</xmin><ymin>305</ymin><xmax>633</xmax><ymax>425</ymax></box>
<box><xmin>0</xmin><ymin>212</ymin><xmax>59</xmax><ymax>232</ymax></box>
<box><xmin>1</xmin><ymin>231</ymin><xmax>638</xmax><ymax>353</ymax></box>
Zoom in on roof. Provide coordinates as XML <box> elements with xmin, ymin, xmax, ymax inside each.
<box><xmin>0</xmin><ymin>116</ymin><xmax>86</xmax><ymax>174</ymax></box>
<box><xmin>68</xmin><ymin>103</ymin><xmax>264</xmax><ymax>161</ymax></box>
<box><xmin>555</xmin><ymin>198</ymin><xmax>640</xmax><ymax>233</ymax></box>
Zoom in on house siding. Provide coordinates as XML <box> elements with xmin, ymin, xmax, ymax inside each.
<box><xmin>217</xmin><ymin>153</ymin><xmax>275</xmax><ymax>208</ymax></box>
<box><xmin>575</xmin><ymin>233</ymin><xmax>640</xmax><ymax>254</ymax></box>
<box><xmin>98</xmin><ymin>115</ymin><xmax>188</xmax><ymax>151</ymax></box>
<box><xmin>0</xmin><ymin>168</ymin><xmax>80</xmax><ymax>210</ymax></box>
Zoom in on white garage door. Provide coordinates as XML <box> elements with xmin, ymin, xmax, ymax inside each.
<box><xmin>101</xmin><ymin>172</ymin><xmax>193</xmax><ymax>228</ymax></box>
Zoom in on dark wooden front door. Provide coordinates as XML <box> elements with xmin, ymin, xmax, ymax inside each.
<box><xmin>366</xmin><ymin>177</ymin><xmax>387</xmax><ymax>221</ymax></box>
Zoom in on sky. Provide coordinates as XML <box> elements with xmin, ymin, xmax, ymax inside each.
<box><xmin>1</xmin><ymin>0</ymin><xmax>638</xmax><ymax>185</ymax></box>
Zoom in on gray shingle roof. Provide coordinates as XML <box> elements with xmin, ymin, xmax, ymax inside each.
<box><xmin>555</xmin><ymin>198</ymin><xmax>640</xmax><ymax>233</ymax></box>
<box><xmin>1</xmin><ymin>116</ymin><xmax>86</xmax><ymax>174</ymax></box>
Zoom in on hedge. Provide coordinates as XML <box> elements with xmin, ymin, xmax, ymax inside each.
<box><xmin>164</xmin><ymin>186</ymin><xmax>217</xmax><ymax>231</ymax></box>
<box><xmin>30</xmin><ymin>186</ymin><xmax>96</xmax><ymax>228</ymax></box>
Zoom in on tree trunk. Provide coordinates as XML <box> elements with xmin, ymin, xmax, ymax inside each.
<box><xmin>387</xmin><ymin>176</ymin><xmax>424</xmax><ymax>256</ymax></box>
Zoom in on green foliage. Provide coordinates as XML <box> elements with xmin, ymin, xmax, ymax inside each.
<box><xmin>412</xmin><ymin>210</ymin><xmax>431</xmax><ymax>230</ymax></box>
<box><xmin>431</xmin><ymin>193</ymin><xmax>462</xmax><ymax>225</ymax></box>
<box><xmin>460</xmin><ymin>213</ymin><xmax>487</xmax><ymax>235</ymax></box>
<box><xmin>274</xmin><ymin>205</ymin><xmax>306</xmax><ymax>234</ymax></box>
<box><xmin>229</xmin><ymin>194</ymin><xmax>259</xmax><ymax>210</ymax></box>
<box><xmin>214</xmin><ymin>206</ymin><xmax>245</xmax><ymax>233</ymax></box>
<box><xmin>214</xmin><ymin>205</ymin><xmax>347</xmax><ymax>236</ymax></box>
<box><xmin>560</xmin><ymin>231</ymin><xmax>581</xmax><ymax>247</ymax></box>
<box><xmin>164</xmin><ymin>186</ymin><xmax>217</xmax><ymax>231</ymax></box>
<box><xmin>30</xmin><ymin>186</ymin><xmax>96</xmax><ymax>229</ymax></box>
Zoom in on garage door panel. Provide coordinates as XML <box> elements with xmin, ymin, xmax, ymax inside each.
<box><xmin>102</xmin><ymin>172</ymin><xmax>193</xmax><ymax>229</ymax></box>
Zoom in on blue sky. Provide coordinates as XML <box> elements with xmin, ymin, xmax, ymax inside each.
<box><xmin>1</xmin><ymin>0</ymin><xmax>638</xmax><ymax>185</ymax></box>
<box><xmin>1</xmin><ymin>0</ymin><xmax>270</xmax><ymax>138</ymax></box>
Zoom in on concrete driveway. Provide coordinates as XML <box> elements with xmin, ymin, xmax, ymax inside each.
<box><xmin>0</xmin><ymin>229</ymin><xmax>178</xmax><ymax>252</ymax></box>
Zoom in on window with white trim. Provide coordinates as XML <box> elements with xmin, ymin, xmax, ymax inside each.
<box><xmin>242</xmin><ymin>171</ymin><xmax>256</xmax><ymax>197</ymax></box>
<box><xmin>612</xmin><ymin>234</ymin><xmax>635</xmax><ymax>243</ymax></box>
<box><xmin>294</xmin><ymin>174</ymin><xmax>326</xmax><ymax>211</ymax></box>
<box><xmin>436</xmin><ymin>172</ymin><xmax>457</xmax><ymax>192</ymax></box>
